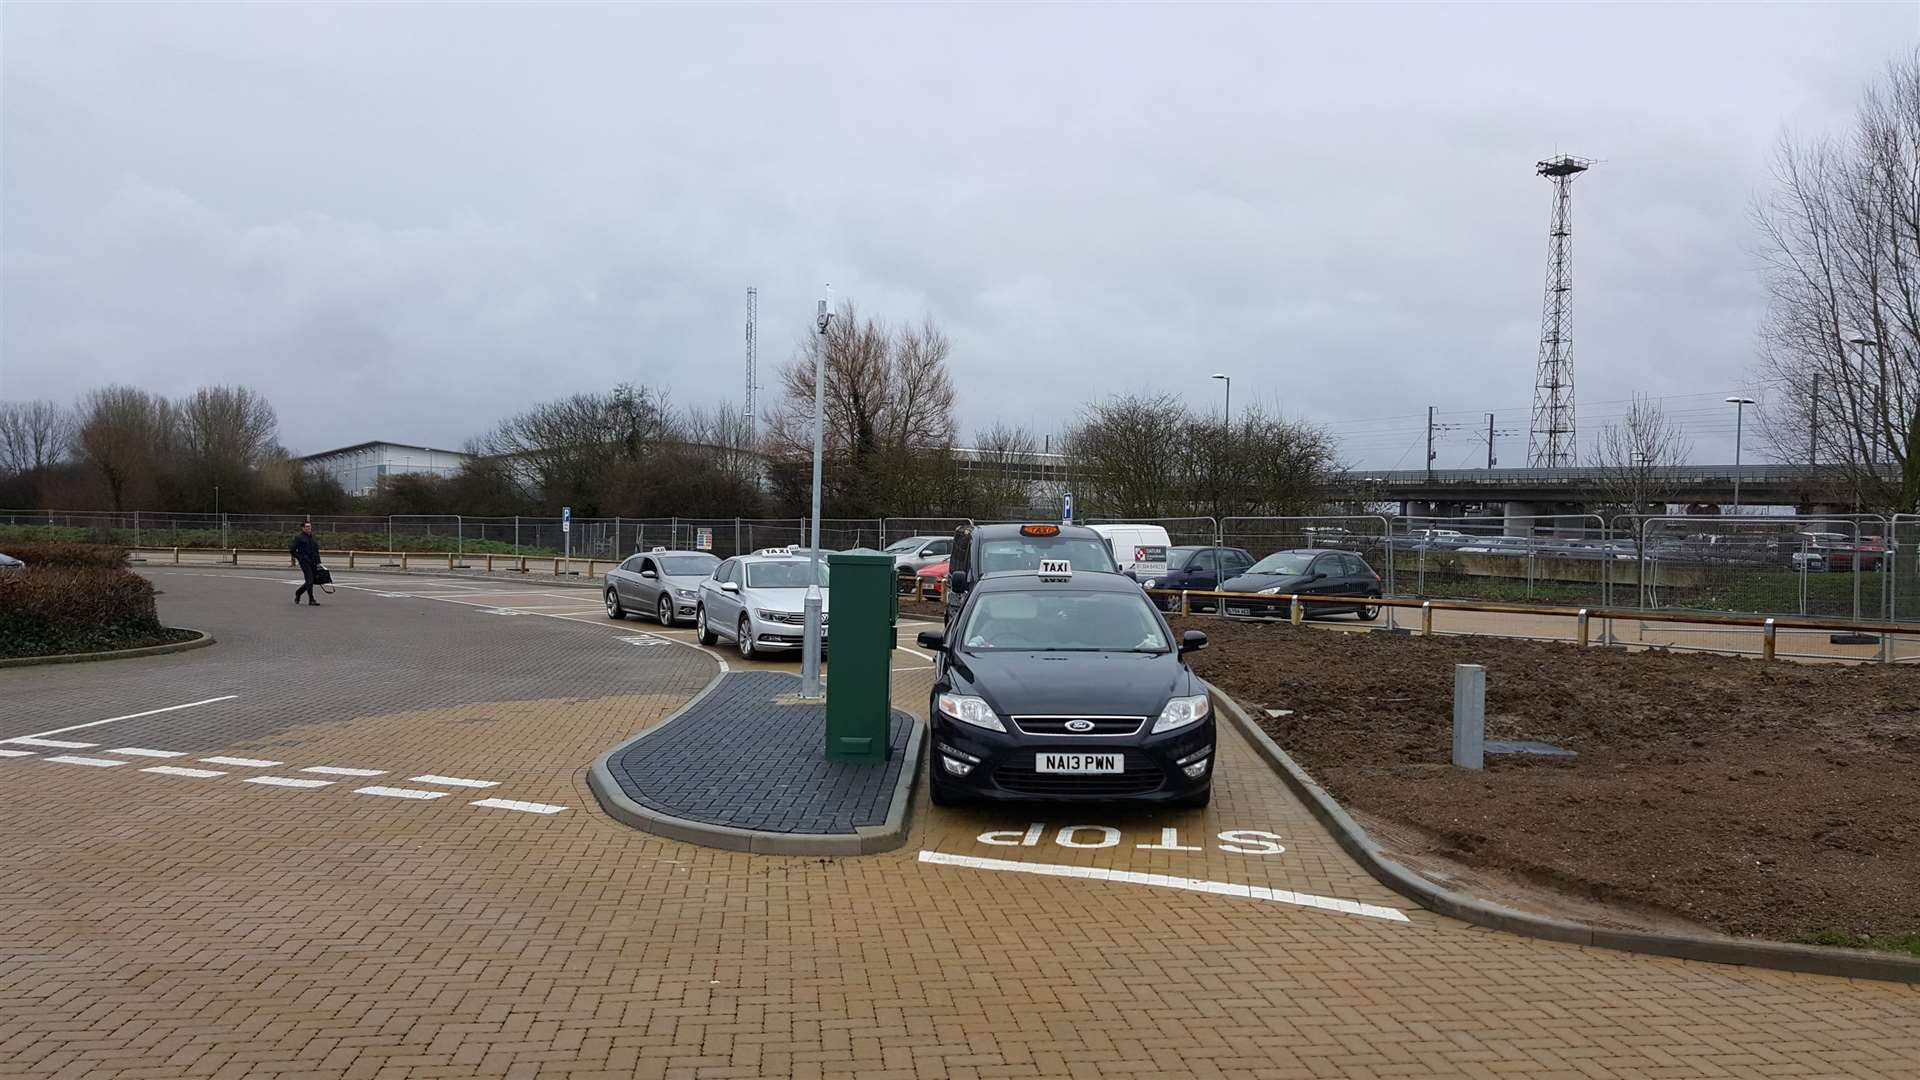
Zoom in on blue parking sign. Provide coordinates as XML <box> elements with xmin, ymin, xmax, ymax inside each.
<box><xmin>1062</xmin><ymin>492</ymin><xmax>1073</xmax><ymax>526</ymax></box>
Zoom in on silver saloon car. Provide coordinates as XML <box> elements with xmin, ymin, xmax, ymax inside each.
<box><xmin>605</xmin><ymin>549</ymin><xmax>721</xmax><ymax>627</ymax></box>
<box><xmin>695</xmin><ymin>554</ymin><xmax>831</xmax><ymax>660</ymax></box>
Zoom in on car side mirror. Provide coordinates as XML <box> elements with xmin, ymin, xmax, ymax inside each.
<box><xmin>948</xmin><ymin>569</ymin><xmax>970</xmax><ymax>592</ymax></box>
<box><xmin>1179</xmin><ymin>629</ymin><xmax>1208</xmax><ymax>654</ymax></box>
<box><xmin>1308</xmin><ymin>572</ymin><xmax>1325</xmax><ymax>582</ymax></box>
<box><xmin>1122</xmin><ymin>569</ymin><xmax>1139</xmax><ymax>582</ymax></box>
<box><xmin>640</xmin><ymin>569</ymin><xmax>657</xmax><ymax>579</ymax></box>
<box><xmin>916</xmin><ymin>628</ymin><xmax>946</xmax><ymax>650</ymax></box>
<box><xmin>721</xmin><ymin>581</ymin><xmax>740</xmax><ymax>594</ymax></box>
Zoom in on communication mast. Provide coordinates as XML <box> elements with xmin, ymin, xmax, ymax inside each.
<box><xmin>745</xmin><ymin>287</ymin><xmax>758</xmax><ymax>448</ymax></box>
<box><xmin>1528</xmin><ymin>154</ymin><xmax>1593</xmax><ymax>468</ymax></box>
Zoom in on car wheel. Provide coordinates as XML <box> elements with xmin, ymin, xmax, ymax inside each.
<box><xmin>656</xmin><ymin>595</ymin><xmax>675</xmax><ymax>627</ymax></box>
<box><xmin>1358</xmin><ymin>598</ymin><xmax>1380</xmax><ymax>622</ymax></box>
<box><xmin>737</xmin><ymin>615</ymin><xmax>756</xmax><ymax>660</ymax></box>
<box><xmin>696</xmin><ymin>605</ymin><xmax>718</xmax><ymax>645</ymax></box>
<box><xmin>605</xmin><ymin>589</ymin><xmax>626</xmax><ymax>620</ymax></box>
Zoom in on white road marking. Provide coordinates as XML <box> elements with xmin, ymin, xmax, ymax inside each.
<box><xmin>43</xmin><ymin>755</ymin><xmax>128</xmax><ymax>768</ymax></box>
<box><xmin>409</xmin><ymin>775</ymin><xmax>499</xmax><ymax>789</ymax></box>
<box><xmin>0</xmin><ymin>749</ymin><xmax>37</xmax><ymax>758</ymax></box>
<box><xmin>245</xmin><ymin>776</ymin><xmax>333</xmax><ymax>789</ymax></box>
<box><xmin>916</xmin><ymin>851</ymin><xmax>1412</xmax><ymax>924</ymax></box>
<box><xmin>141</xmin><ymin>766</ymin><xmax>226</xmax><ymax>779</ymax></box>
<box><xmin>352</xmin><ymin>786</ymin><xmax>446</xmax><ymax>800</ymax></box>
<box><xmin>300</xmin><ymin>766</ymin><xmax>386</xmax><ymax>777</ymax></box>
<box><xmin>5</xmin><ymin>737</ymin><xmax>97</xmax><ymax>749</ymax></box>
<box><xmin>103</xmin><ymin>748</ymin><xmax>188</xmax><ymax>758</ymax></box>
<box><xmin>8</xmin><ymin>695</ymin><xmax>237</xmax><ymax>742</ymax></box>
<box><xmin>202</xmin><ymin>756</ymin><xmax>283</xmax><ymax>768</ymax></box>
<box><xmin>471</xmin><ymin>798</ymin><xmax>569</xmax><ymax>815</ymax></box>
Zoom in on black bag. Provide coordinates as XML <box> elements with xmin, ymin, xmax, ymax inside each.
<box><xmin>313</xmin><ymin>564</ymin><xmax>335</xmax><ymax>593</ymax></box>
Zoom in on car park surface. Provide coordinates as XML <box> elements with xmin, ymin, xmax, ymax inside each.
<box><xmin>1</xmin><ymin>565</ymin><xmax>1916</xmax><ymax>1079</ymax></box>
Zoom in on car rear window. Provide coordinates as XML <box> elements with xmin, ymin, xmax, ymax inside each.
<box><xmin>960</xmin><ymin>590</ymin><xmax>1167</xmax><ymax>653</ymax></box>
<box><xmin>660</xmin><ymin>555</ymin><xmax>720</xmax><ymax>576</ymax></box>
<box><xmin>746</xmin><ymin>561</ymin><xmax>830</xmax><ymax>588</ymax></box>
<box><xmin>978</xmin><ymin>537</ymin><xmax>1116</xmax><ymax>575</ymax></box>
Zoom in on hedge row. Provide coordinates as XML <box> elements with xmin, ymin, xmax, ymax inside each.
<box><xmin>0</xmin><ymin>541</ymin><xmax>131</xmax><ymax>568</ymax></box>
<box><xmin>0</xmin><ymin>565</ymin><xmax>163</xmax><ymax>658</ymax></box>
<box><xmin>0</xmin><ymin>524</ymin><xmax>565</xmax><ymax>558</ymax></box>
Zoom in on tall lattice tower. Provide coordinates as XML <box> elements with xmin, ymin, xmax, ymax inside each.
<box><xmin>744</xmin><ymin>287</ymin><xmax>758</xmax><ymax>448</ymax></box>
<box><xmin>1528</xmin><ymin>154</ymin><xmax>1593</xmax><ymax>468</ymax></box>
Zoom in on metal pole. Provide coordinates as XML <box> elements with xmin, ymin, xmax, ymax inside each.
<box><xmin>1732</xmin><ymin>402</ymin><xmax>1743</xmax><ymax>511</ymax></box>
<box><xmin>802</xmin><ymin>293</ymin><xmax>831</xmax><ymax>698</ymax></box>
<box><xmin>1452</xmin><ymin>664</ymin><xmax>1485</xmax><ymax>769</ymax></box>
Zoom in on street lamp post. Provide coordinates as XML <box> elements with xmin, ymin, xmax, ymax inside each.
<box><xmin>801</xmin><ymin>291</ymin><xmax>833</xmax><ymax>700</ymax></box>
<box><xmin>1210</xmin><ymin>373</ymin><xmax>1231</xmax><ymax>427</ymax></box>
<box><xmin>1725</xmin><ymin>396</ymin><xmax>1756</xmax><ymax>512</ymax></box>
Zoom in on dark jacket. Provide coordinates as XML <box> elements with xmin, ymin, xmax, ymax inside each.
<box><xmin>291</xmin><ymin>532</ymin><xmax>321</xmax><ymax>569</ymax></box>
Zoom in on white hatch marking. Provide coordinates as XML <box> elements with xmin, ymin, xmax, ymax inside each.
<box><xmin>8</xmin><ymin>696</ymin><xmax>237</xmax><ymax>741</ymax></box>
<box><xmin>244</xmin><ymin>776</ymin><xmax>333</xmax><ymax>789</ymax></box>
<box><xmin>104</xmin><ymin>748</ymin><xmax>188</xmax><ymax>758</ymax></box>
<box><xmin>916</xmin><ymin>851</ymin><xmax>1412</xmax><ymax>924</ymax></box>
<box><xmin>352</xmin><ymin>786</ymin><xmax>447</xmax><ymax>800</ymax></box>
<box><xmin>409</xmin><ymin>775</ymin><xmax>500</xmax><ymax>789</ymax></box>
<box><xmin>0</xmin><ymin>749</ymin><xmax>38</xmax><ymax>758</ymax></box>
<box><xmin>43</xmin><ymin>755</ymin><xmax>127</xmax><ymax>768</ymax></box>
<box><xmin>201</xmin><ymin>757</ymin><xmax>283</xmax><ymax>768</ymax></box>
<box><xmin>471</xmin><ymin>798</ymin><xmax>569</xmax><ymax>815</ymax></box>
<box><xmin>300</xmin><ymin>766</ymin><xmax>386</xmax><ymax>777</ymax></box>
<box><xmin>8</xmin><ymin>738</ymin><xmax>99</xmax><ymax>749</ymax></box>
<box><xmin>141</xmin><ymin>766</ymin><xmax>227</xmax><ymax>779</ymax></box>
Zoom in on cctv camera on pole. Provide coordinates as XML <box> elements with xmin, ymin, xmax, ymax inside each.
<box><xmin>802</xmin><ymin>291</ymin><xmax>833</xmax><ymax>699</ymax></box>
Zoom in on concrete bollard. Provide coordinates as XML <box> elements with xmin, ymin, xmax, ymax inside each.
<box><xmin>1576</xmin><ymin>609</ymin><xmax>1589</xmax><ymax>647</ymax></box>
<box><xmin>1453</xmin><ymin>664</ymin><xmax>1486</xmax><ymax>769</ymax></box>
<box><xmin>1421</xmin><ymin>600</ymin><xmax>1433</xmax><ymax>636</ymax></box>
<box><xmin>1289</xmin><ymin>596</ymin><xmax>1304</xmax><ymax>626</ymax></box>
<box><xmin>348</xmin><ymin>550</ymin><xmax>356</xmax><ymax>569</ymax></box>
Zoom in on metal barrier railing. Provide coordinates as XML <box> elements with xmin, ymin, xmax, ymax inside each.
<box><xmin>1146</xmin><ymin>586</ymin><xmax>1911</xmax><ymax>664</ymax></box>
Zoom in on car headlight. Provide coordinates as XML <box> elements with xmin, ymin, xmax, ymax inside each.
<box><xmin>936</xmin><ymin>693</ymin><xmax>1005</xmax><ymax>732</ymax></box>
<box><xmin>1143</xmin><ymin>579</ymin><xmax>1157</xmax><ymax>588</ymax></box>
<box><xmin>1257</xmin><ymin>586</ymin><xmax>1283</xmax><ymax>595</ymax></box>
<box><xmin>1152</xmin><ymin>694</ymin><xmax>1211</xmax><ymax>734</ymax></box>
<box><xmin>756</xmin><ymin>608</ymin><xmax>793</xmax><ymax>621</ymax></box>
<box><xmin>674</xmin><ymin>588</ymin><xmax>695</xmax><ymax>599</ymax></box>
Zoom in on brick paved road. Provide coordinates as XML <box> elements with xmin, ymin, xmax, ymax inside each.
<box><xmin>0</xmin><ymin>569</ymin><xmax>1914</xmax><ymax>1078</ymax></box>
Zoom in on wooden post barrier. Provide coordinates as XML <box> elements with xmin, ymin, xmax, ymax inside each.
<box><xmin>1763</xmin><ymin>618</ymin><xmax>1776</xmax><ymax>661</ymax></box>
<box><xmin>1576</xmin><ymin>609</ymin><xmax>1589</xmax><ymax>648</ymax></box>
<box><xmin>1421</xmin><ymin>600</ymin><xmax>1433</xmax><ymax>636</ymax></box>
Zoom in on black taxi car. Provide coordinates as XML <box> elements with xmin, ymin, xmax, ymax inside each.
<box><xmin>944</xmin><ymin>521</ymin><xmax>1121</xmax><ymax>619</ymax></box>
<box><xmin>916</xmin><ymin>561</ymin><xmax>1214</xmax><ymax>807</ymax></box>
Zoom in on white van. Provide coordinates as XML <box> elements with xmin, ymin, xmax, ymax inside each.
<box><xmin>1086</xmin><ymin>523</ymin><xmax>1173</xmax><ymax>579</ymax></box>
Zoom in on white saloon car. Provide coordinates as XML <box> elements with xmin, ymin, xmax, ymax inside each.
<box><xmin>696</xmin><ymin>553</ymin><xmax>831</xmax><ymax>660</ymax></box>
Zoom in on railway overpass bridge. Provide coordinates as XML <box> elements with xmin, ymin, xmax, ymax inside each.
<box><xmin>1338</xmin><ymin>464</ymin><xmax>1869</xmax><ymax>520</ymax></box>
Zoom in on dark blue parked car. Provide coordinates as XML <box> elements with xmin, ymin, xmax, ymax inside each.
<box><xmin>1142</xmin><ymin>546</ymin><xmax>1254</xmax><ymax>611</ymax></box>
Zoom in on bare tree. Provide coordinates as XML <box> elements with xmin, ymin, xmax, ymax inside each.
<box><xmin>1756</xmin><ymin>52</ymin><xmax>1920</xmax><ymax>510</ymax></box>
<box><xmin>766</xmin><ymin>301</ymin><xmax>959</xmax><ymax>515</ymax></box>
<box><xmin>1589</xmin><ymin>393</ymin><xmax>1695</xmax><ymax>515</ymax></box>
<box><xmin>472</xmin><ymin>383</ymin><xmax>674</xmax><ymax>513</ymax></box>
<box><xmin>969</xmin><ymin>421</ymin><xmax>1041</xmax><ymax>518</ymax></box>
<box><xmin>174</xmin><ymin>385</ymin><xmax>281</xmax><ymax>508</ymax></box>
<box><xmin>0</xmin><ymin>400</ymin><xmax>74</xmax><ymax>476</ymax></box>
<box><xmin>75</xmin><ymin>386</ymin><xmax>175</xmax><ymax>511</ymax></box>
<box><xmin>1062</xmin><ymin>392</ymin><xmax>1189</xmax><ymax>517</ymax></box>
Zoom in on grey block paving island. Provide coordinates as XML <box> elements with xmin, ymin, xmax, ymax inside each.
<box><xmin>588</xmin><ymin>671</ymin><xmax>922</xmax><ymax>854</ymax></box>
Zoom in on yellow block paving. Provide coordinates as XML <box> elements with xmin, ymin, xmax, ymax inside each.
<box><xmin>2</xmin><ymin>569</ymin><xmax>1915</xmax><ymax>1078</ymax></box>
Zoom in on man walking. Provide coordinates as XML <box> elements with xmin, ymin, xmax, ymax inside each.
<box><xmin>291</xmin><ymin>521</ymin><xmax>322</xmax><ymax>606</ymax></box>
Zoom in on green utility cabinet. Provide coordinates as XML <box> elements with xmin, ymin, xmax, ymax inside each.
<box><xmin>825</xmin><ymin>551</ymin><xmax>896</xmax><ymax>763</ymax></box>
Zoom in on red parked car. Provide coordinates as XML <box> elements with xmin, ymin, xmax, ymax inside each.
<box><xmin>916</xmin><ymin>559</ymin><xmax>950</xmax><ymax>601</ymax></box>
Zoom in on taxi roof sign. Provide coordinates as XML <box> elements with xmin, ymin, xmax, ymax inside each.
<box><xmin>1020</xmin><ymin>524</ymin><xmax>1061</xmax><ymax>537</ymax></box>
<box><xmin>1037</xmin><ymin>559</ymin><xmax>1073</xmax><ymax>581</ymax></box>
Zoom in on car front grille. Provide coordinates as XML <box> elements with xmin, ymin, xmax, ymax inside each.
<box><xmin>761</xmin><ymin>611</ymin><xmax>826</xmax><ymax>626</ymax></box>
<box><xmin>1010</xmin><ymin>716</ymin><xmax>1144</xmax><ymax>737</ymax></box>
<box><xmin>993</xmin><ymin>751</ymin><xmax>1165</xmax><ymax>797</ymax></box>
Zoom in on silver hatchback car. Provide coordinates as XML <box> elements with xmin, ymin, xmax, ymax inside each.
<box><xmin>605</xmin><ymin>549</ymin><xmax>721</xmax><ymax>627</ymax></box>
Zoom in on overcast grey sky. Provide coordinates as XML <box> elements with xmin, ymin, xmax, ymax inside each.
<box><xmin>2</xmin><ymin>2</ymin><xmax>1914</xmax><ymax>468</ymax></box>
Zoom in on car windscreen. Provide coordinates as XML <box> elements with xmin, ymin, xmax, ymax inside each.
<box><xmin>960</xmin><ymin>590</ymin><xmax>1168</xmax><ymax>653</ymax></box>
<box><xmin>1168</xmin><ymin>546</ymin><xmax>1205</xmax><ymax>570</ymax></box>
<box><xmin>977</xmin><ymin>537</ymin><xmax>1117</xmax><ymax>575</ymax></box>
<box><xmin>660</xmin><ymin>555</ymin><xmax>720</xmax><ymax>576</ymax></box>
<box><xmin>883</xmin><ymin>537</ymin><xmax>926</xmax><ymax>553</ymax></box>
<box><xmin>1246</xmin><ymin>552</ymin><xmax>1313</xmax><ymax>575</ymax></box>
<box><xmin>746</xmin><ymin>561</ymin><xmax>829</xmax><ymax>588</ymax></box>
